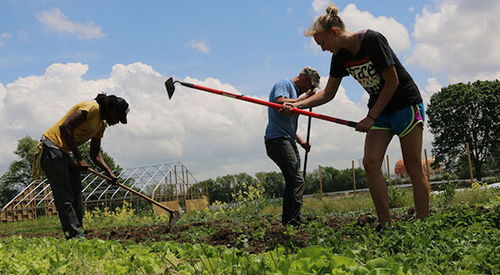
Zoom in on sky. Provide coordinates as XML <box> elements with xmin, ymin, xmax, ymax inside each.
<box><xmin>1</xmin><ymin>0</ymin><xmax>499</xmax><ymax>181</ymax></box>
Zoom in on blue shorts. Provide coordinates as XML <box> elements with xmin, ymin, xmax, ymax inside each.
<box><xmin>371</xmin><ymin>103</ymin><xmax>424</xmax><ymax>137</ymax></box>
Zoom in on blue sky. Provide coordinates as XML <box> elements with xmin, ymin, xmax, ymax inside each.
<box><xmin>1</xmin><ymin>0</ymin><xmax>431</xmax><ymax>98</ymax></box>
<box><xmin>1</xmin><ymin>0</ymin><xmax>499</xmax><ymax>179</ymax></box>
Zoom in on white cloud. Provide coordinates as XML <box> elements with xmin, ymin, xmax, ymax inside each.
<box><xmin>409</xmin><ymin>0</ymin><xmax>500</xmax><ymax>82</ymax></box>
<box><xmin>0</xmin><ymin>62</ymin><xmax>433</xmax><ymax>180</ymax></box>
<box><xmin>35</xmin><ymin>8</ymin><xmax>104</xmax><ymax>40</ymax></box>
<box><xmin>186</xmin><ymin>40</ymin><xmax>210</xmax><ymax>54</ymax></box>
<box><xmin>340</xmin><ymin>4</ymin><xmax>410</xmax><ymax>52</ymax></box>
<box><xmin>308</xmin><ymin>3</ymin><xmax>410</xmax><ymax>53</ymax></box>
<box><xmin>0</xmin><ymin>32</ymin><xmax>11</xmax><ymax>47</ymax></box>
<box><xmin>421</xmin><ymin>77</ymin><xmax>442</xmax><ymax>106</ymax></box>
<box><xmin>311</xmin><ymin>0</ymin><xmax>331</xmax><ymax>14</ymax></box>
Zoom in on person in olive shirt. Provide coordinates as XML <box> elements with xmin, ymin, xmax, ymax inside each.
<box><xmin>40</xmin><ymin>93</ymin><xmax>128</xmax><ymax>239</ymax></box>
<box><xmin>283</xmin><ymin>4</ymin><xmax>429</xmax><ymax>231</ymax></box>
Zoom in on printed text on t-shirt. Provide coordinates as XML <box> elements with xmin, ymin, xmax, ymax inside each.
<box><xmin>344</xmin><ymin>58</ymin><xmax>383</xmax><ymax>95</ymax></box>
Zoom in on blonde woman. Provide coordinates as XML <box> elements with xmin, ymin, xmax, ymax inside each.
<box><xmin>283</xmin><ymin>4</ymin><xmax>429</xmax><ymax>230</ymax></box>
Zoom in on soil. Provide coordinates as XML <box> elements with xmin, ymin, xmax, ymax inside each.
<box><xmin>0</xmin><ymin>209</ymin><xmax>419</xmax><ymax>254</ymax></box>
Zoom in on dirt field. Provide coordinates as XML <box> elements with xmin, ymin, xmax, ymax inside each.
<box><xmin>0</xmin><ymin>209</ymin><xmax>420</xmax><ymax>254</ymax></box>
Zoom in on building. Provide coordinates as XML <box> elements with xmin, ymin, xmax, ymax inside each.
<box><xmin>394</xmin><ymin>158</ymin><xmax>443</xmax><ymax>178</ymax></box>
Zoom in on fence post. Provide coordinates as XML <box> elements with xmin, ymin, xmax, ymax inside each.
<box><xmin>424</xmin><ymin>148</ymin><xmax>430</xmax><ymax>182</ymax></box>
<box><xmin>386</xmin><ymin>155</ymin><xmax>390</xmax><ymax>179</ymax></box>
<box><xmin>352</xmin><ymin>160</ymin><xmax>356</xmax><ymax>196</ymax></box>
<box><xmin>319</xmin><ymin>165</ymin><xmax>323</xmax><ymax>198</ymax></box>
<box><xmin>466</xmin><ymin>143</ymin><xmax>474</xmax><ymax>184</ymax></box>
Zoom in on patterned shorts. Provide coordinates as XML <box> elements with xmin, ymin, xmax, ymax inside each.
<box><xmin>371</xmin><ymin>103</ymin><xmax>425</xmax><ymax>137</ymax></box>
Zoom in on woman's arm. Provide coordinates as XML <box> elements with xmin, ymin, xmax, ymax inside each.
<box><xmin>296</xmin><ymin>76</ymin><xmax>341</xmax><ymax>109</ymax></box>
<box><xmin>281</xmin><ymin>77</ymin><xmax>341</xmax><ymax>115</ymax></box>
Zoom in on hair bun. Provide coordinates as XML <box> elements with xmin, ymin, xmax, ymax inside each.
<box><xmin>326</xmin><ymin>4</ymin><xmax>339</xmax><ymax>16</ymax></box>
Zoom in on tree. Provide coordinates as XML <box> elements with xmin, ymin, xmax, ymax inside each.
<box><xmin>255</xmin><ymin>171</ymin><xmax>284</xmax><ymax>199</ymax></box>
<box><xmin>0</xmin><ymin>136</ymin><xmax>38</xmax><ymax>207</ymax></box>
<box><xmin>201</xmin><ymin>173</ymin><xmax>259</xmax><ymax>203</ymax></box>
<box><xmin>0</xmin><ymin>137</ymin><xmax>122</xmax><ymax>208</ymax></box>
<box><xmin>427</xmin><ymin>80</ymin><xmax>500</xmax><ymax>180</ymax></box>
<box><xmin>303</xmin><ymin>166</ymin><xmax>366</xmax><ymax>194</ymax></box>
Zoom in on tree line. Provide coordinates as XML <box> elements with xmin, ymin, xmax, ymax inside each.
<box><xmin>196</xmin><ymin>168</ymin><xmax>367</xmax><ymax>204</ymax></box>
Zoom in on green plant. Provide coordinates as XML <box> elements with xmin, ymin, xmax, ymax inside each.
<box><xmin>387</xmin><ymin>184</ymin><xmax>406</xmax><ymax>209</ymax></box>
<box><xmin>83</xmin><ymin>201</ymin><xmax>151</xmax><ymax>228</ymax></box>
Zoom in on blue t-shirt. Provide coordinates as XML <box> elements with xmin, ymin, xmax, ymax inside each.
<box><xmin>265</xmin><ymin>79</ymin><xmax>299</xmax><ymax>140</ymax></box>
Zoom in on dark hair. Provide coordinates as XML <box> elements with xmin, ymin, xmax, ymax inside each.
<box><xmin>95</xmin><ymin>93</ymin><xmax>129</xmax><ymax>124</ymax></box>
<box><xmin>95</xmin><ymin>93</ymin><xmax>109</xmax><ymax>108</ymax></box>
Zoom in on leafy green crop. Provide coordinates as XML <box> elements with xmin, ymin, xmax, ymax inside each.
<box><xmin>0</xmin><ymin>189</ymin><xmax>498</xmax><ymax>274</ymax></box>
<box><xmin>0</xmin><ymin>237</ymin><xmax>413</xmax><ymax>274</ymax></box>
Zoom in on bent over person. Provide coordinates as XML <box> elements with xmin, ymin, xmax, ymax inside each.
<box><xmin>40</xmin><ymin>93</ymin><xmax>128</xmax><ymax>239</ymax></box>
<box><xmin>264</xmin><ymin>66</ymin><xmax>320</xmax><ymax>226</ymax></box>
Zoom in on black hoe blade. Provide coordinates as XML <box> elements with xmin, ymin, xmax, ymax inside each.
<box><xmin>165</xmin><ymin>77</ymin><xmax>175</xmax><ymax>99</ymax></box>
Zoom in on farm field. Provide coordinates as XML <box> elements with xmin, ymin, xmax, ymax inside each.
<box><xmin>1</xmin><ymin>187</ymin><xmax>499</xmax><ymax>274</ymax></box>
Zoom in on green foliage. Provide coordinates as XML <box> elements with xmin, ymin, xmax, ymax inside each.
<box><xmin>306</xmin><ymin>167</ymin><xmax>367</xmax><ymax>194</ymax></box>
<box><xmin>204</xmin><ymin>180</ymin><xmax>269</xmax><ymax>221</ymax></box>
<box><xmin>0</xmin><ymin>136</ymin><xmax>39</xmax><ymax>208</ymax></box>
<box><xmin>434</xmin><ymin>174</ymin><xmax>458</xmax><ymax>208</ymax></box>
<box><xmin>0</xmin><ymin>237</ymin><xmax>415</xmax><ymax>274</ymax></box>
<box><xmin>201</xmin><ymin>173</ymin><xmax>259</xmax><ymax>204</ymax></box>
<box><xmin>1</xmin><ymin>192</ymin><xmax>499</xmax><ymax>273</ymax></box>
<box><xmin>427</xmin><ymin>80</ymin><xmax>500</xmax><ymax>180</ymax></box>
<box><xmin>387</xmin><ymin>184</ymin><xmax>408</xmax><ymax>209</ymax></box>
<box><xmin>83</xmin><ymin>201</ymin><xmax>153</xmax><ymax>228</ymax></box>
<box><xmin>255</xmin><ymin>171</ymin><xmax>284</xmax><ymax>198</ymax></box>
<box><xmin>201</xmin><ymin>167</ymin><xmax>367</xmax><ymax>204</ymax></box>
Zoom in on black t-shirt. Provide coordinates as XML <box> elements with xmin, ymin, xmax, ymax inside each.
<box><xmin>330</xmin><ymin>29</ymin><xmax>422</xmax><ymax>113</ymax></box>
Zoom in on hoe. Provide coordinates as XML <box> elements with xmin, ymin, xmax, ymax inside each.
<box><xmin>88</xmin><ymin>167</ymin><xmax>180</xmax><ymax>226</ymax></box>
<box><xmin>164</xmin><ymin>77</ymin><xmax>357</xmax><ymax>128</ymax></box>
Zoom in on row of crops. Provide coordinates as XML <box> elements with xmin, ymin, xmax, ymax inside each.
<box><xmin>0</xmin><ymin>188</ymin><xmax>499</xmax><ymax>274</ymax></box>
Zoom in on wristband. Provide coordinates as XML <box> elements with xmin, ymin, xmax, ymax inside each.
<box><xmin>367</xmin><ymin>114</ymin><xmax>376</xmax><ymax>121</ymax></box>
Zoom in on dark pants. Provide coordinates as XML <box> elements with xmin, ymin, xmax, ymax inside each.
<box><xmin>265</xmin><ymin>137</ymin><xmax>305</xmax><ymax>225</ymax></box>
<box><xmin>40</xmin><ymin>144</ymin><xmax>84</xmax><ymax>239</ymax></box>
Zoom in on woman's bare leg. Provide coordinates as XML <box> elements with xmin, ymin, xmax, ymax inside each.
<box><xmin>400</xmin><ymin>124</ymin><xmax>429</xmax><ymax>219</ymax></box>
<box><xmin>363</xmin><ymin>129</ymin><xmax>394</xmax><ymax>226</ymax></box>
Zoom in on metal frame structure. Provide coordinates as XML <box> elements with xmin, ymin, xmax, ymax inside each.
<box><xmin>1</xmin><ymin>162</ymin><xmax>207</xmax><ymax>223</ymax></box>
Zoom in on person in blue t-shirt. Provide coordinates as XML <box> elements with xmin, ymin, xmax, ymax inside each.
<box><xmin>283</xmin><ymin>4</ymin><xmax>429</xmax><ymax>231</ymax></box>
<box><xmin>265</xmin><ymin>66</ymin><xmax>320</xmax><ymax>226</ymax></box>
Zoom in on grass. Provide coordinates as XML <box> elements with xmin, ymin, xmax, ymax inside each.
<box><xmin>1</xmin><ymin>187</ymin><xmax>498</xmax><ymax>236</ymax></box>
<box><xmin>0</xmin><ymin>188</ymin><xmax>498</xmax><ymax>274</ymax></box>
<box><xmin>0</xmin><ymin>215</ymin><xmax>60</xmax><ymax>235</ymax></box>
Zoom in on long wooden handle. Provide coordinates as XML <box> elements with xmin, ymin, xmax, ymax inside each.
<box><xmin>179</xmin><ymin>81</ymin><xmax>357</xmax><ymax>128</ymax></box>
<box><xmin>87</xmin><ymin>167</ymin><xmax>176</xmax><ymax>214</ymax></box>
